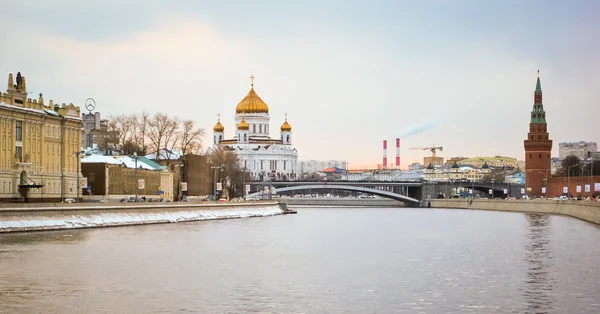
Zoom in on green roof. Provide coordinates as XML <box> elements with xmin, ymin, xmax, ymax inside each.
<box><xmin>535</xmin><ymin>76</ymin><xmax>542</xmax><ymax>93</ymax></box>
<box><xmin>137</xmin><ymin>156</ymin><xmax>167</xmax><ymax>170</ymax></box>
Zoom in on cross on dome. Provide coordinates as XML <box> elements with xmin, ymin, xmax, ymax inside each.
<box><xmin>250</xmin><ymin>74</ymin><xmax>255</xmax><ymax>87</ymax></box>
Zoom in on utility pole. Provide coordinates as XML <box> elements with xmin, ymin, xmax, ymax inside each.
<box><xmin>134</xmin><ymin>152</ymin><xmax>138</xmax><ymax>200</ymax></box>
<box><xmin>75</xmin><ymin>151</ymin><xmax>81</xmax><ymax>203</ymax></box>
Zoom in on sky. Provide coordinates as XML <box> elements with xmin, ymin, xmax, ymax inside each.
<box><xmin>1</xmin><ymin>0</ymin><xmax>599</xmax><ymax>169</ymax></box>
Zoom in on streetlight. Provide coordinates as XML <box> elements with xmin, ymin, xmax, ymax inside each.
<box><xmin>75</xmin><ymin>151</ymin><xmax>82</xmax><ymax>203</ymax></box>
<box><xmin>491</xmin><ymin>178</ymin><xmax>496</xmax><ymax>199</ymax></box>
<box><xmin>567</xmin><ymin>164</ymin><xmax>578</xmax><ymax>197</ymax></box>
<box><xmin>242</xmin><ymin>168</ymin><xmax>247</xmax><ymax>200</ymax></box>
<box><xmin>211</xmin><ymin>164</ymin><xmax>220</xmax><ymax>200</ymax></box>
<box><xmin>133</xmin><ymin>152</ymin><xmax>138</xmax><ymax>201</ymax></box>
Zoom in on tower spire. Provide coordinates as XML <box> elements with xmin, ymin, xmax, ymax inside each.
<box><xmin>535</xmin><ymin>69</ymin><xmax>542</xmax><ymax>93</ymax></box>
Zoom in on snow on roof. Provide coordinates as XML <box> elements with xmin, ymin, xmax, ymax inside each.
<box><xmin>82</xmin><ymin>155</ymin><xmax>158</xmax><ymax>170</ymax></box>
<box><xmin>145</xmin><ymin>148</ymin><xmax>183</xmax><ymax>160</ymax></box>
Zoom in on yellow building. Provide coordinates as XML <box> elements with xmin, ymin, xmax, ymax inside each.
<box><xmin>424</xmin><ymin>156</ymin><xmax>444</xmax><ymax>167</ymax></box>
<box><xmin>0</xmin><ymin>72</ymin><xmax>82</xmax><ymax>202</ymax></box>
<box><xmin>459</xmin><ymin>156</ymin><xmax>519</xmax><ymax>169</ymax></box>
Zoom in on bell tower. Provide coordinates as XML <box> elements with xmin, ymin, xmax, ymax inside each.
<box><xmin>524</xmin><ymin>70</ymin><xmax>553</xmax><ymax>197</ymax></box>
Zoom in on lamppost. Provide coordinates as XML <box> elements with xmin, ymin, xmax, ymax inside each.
<box><xmin>133</xmin><ymin>152</ymin><xmax>138</xmax><ymax>201</ymax></box>
<box><xmin>75</xmin><ymin>151</ymin><xmax>81</xmax><ymax>203</ymax></box>
<box><xmin>567</xmin><ymin>164</ymin><xmax>578</xmax><ymax>197</ymax></box>
<box><xmin>491</xmin><ymin>178</ymin><xmax>496</xmax><ymax>199</ymax></box>
<box><xmin>211</xmin><ymin>164</ymin><xmax>220</xmax><ymax>200</ymax></box>
<box><xmin>242</xmin><ymin>168</ymin><xmax>247</xmax><ymax>200</ymax></box>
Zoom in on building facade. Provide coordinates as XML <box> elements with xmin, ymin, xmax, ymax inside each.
<box><xmin>0</xmin><ymin>72</ymin><xmax>82</xmax><ymax>202</ymax></box>
<box><xmin>82</xmin><ymin>111</ymin><xmax>119</xmax><ymax>150</ymax></box>
<box><xmin>524</xmin><ymin>71</ymin><xmax>552</xmax><ymax>197</ymax></box>
<box><xmin>459</xmin><ymin>156</ymin><xmax>519</xmax><ymax>169</ymax></box>
<box><xmin>299</xmin><ymin>160</ymin><xmax>347</xmax><ymax>174</ymax></box>
<box><xmin>424</xmin><ymin>156</ymin><xmax>444</xmax><ymax>167</ymax></box>
<box><xmin>558</xmin><ymin>141</ymin><xmax>597</xmax><ymax>160</ymax></box>
<box><xmin>213</xmin><ymin>77</ymin><xmax>298</xmax><ymax>181</ymax></box>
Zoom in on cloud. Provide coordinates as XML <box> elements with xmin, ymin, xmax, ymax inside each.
<box><xmin>399</xmin><ymin>119</ymin><xmax>438</xmax><ymax>138</ymax></box>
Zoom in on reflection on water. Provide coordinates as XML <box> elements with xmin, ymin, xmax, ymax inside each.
<box><xmin>0</xmin><ymin>208</ymin><xmax>599</xmax><ymax>313</ymax></box>
<box><xmin>523</xmin><ymin>214</ymin><xmax>556</xmax><ymax>314</ymax></box>
<box><xmin>0</xmin><ymin>229</ymin><xmax>89</xmax><ymax>245</ymax></box>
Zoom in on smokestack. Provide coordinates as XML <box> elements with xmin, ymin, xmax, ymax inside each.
<box><xmin>383</xmin><ymin>140</ymin><xmax>388</xmax><ymax>169</ymax></box>
<box><xmin>396</xmin><ymin>138</ymin><xmax>400</xmax><ymax>169</ymax></box>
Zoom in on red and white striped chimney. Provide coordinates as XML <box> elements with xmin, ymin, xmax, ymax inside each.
<box><xmin>382</xmin><ymin>140</ymin><xmax>388</xmax><ymax>169</ymax></box>
<box><xmin>396</xmin><ymin>138</ymin><xmax>400</xmax><ymax>169</ymax></box>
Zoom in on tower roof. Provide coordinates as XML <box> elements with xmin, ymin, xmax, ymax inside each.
<box><xmin>238</xmin><ymin>116</ymin><xmax>249</xmax><ymax>130</ymax></box>
<box><xmin>280</xmin><ymin>113</ymin><xmax>292</xmax><ymax>132</ymax></box>
<box><xmin>236</xmin><ymin>76</ymin><xmax>269</xmax><ymax>114</ymax></box>
<box><xmin>213</xmin><ymin>114</ymin><xmax>224</xmax><ymax>132</ymax></box>
<box><xmin>535</xmin><ymin>70</ymin><xmax>542</xmax><ymax>93</ymax></box>
<box><xmin>531</xmin><ymin>70</ymin><xmax>547</xmax><ymax>124</ymax></box>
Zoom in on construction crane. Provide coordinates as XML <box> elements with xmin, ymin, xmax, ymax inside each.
<box><xmin>409</xmin><ymin>145</ymin><xmax>444</xmax><ymax>161</ymax></box>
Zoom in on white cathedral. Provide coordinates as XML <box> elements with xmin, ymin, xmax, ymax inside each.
<box><xmin>212</xmin><ymin>76</ymin><xmax>298</xmax><ymax>181</ymax></box>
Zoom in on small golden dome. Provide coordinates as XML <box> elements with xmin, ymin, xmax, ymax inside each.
<box><xmin>235</xmin><ymin>87</ymin><xmax>269</xmax><ymax>114</ymax></box>
<box><xmin>238</xmin><ymin>116</ymin><xmax>249</xmax><ymax>130</ymax></box>
<box><xmin>280</xmin><ymin>120</ymin><xmax>292</xmax><ymax>132</ymax></box>
<box><xmin>213</xmin><ymin>121</ymin><xmax>224</xmax><ymax>132</ymax></box>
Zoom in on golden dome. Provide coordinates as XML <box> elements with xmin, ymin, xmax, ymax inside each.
<box><xmin>280</xmin><ymin>120</ymin><xmax>292</xmax><ymax>132</ymax></box>
<box><xmin>237</xmin><ymin>116</ymin><xmax>249</xmax><ymax>130</ymax></box>
<box><xmin>213</xmin><ymin>114</ymin><xmax>224</xmax><ymax>132</ymax></box>
<box><xmin>235</xmin><ymin>87</ymin><xmax>269</xmax><ymax>114</ymax></box>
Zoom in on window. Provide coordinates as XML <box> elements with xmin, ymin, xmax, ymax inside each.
<box><xmin>243</xmin><ymin>134</ymin><xmax>247</xmax><ymax>141</ymax></box>
<box><xmin>16</xmin><ymin>121</ymin><xmax>22</xmax><ymax>141</ymax></box>
<box><xmin>284</xmin><ymin>161</ymin><xmax>287</xmax><ymax>170</ymax></box>
<box><xmin>260</xmin><ymin>160</ymin><xmax>264</xmax><ymax>170</ymax></box>
<box><xmin>15</xmin><ymin>146</ymin><xmax>22</xmax><ymax>162</ymax></box>
<box><xmin>253</xmin><ymin>124</ymin><xmax>256</xmax><ymax>133</ymax></box>
<box><xmin>286</xmin><ymin>135</ymin><xmax>290</xmax><ymax>143</ymax></box>
<box><xmin>259</xmin><ymin>125</ymin><xmax>262</xmax><ymax>133</ymax></box>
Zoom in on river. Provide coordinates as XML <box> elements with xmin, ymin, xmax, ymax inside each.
<box><xmin>1</xmin><ymin>207</ymin><xmax>599</xmax><ymax>313</ymax></box>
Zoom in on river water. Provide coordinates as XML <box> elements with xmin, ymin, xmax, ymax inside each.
<box><xmin>1</xmin><ymin>207</ymin><xmax>599</xmax><ymax>313</ymax></box>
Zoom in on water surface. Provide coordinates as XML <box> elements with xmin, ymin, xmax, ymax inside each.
<box><xmin>1</xmin><ymin>207</ymin><xmax>599</xmax><ymax>313</ymax></box>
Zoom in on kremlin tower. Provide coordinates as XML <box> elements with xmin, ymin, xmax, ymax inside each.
<box><xmin>524</xmin><ymin>71</ymin><xmax>553</xmax><ymax>197</ymax></box>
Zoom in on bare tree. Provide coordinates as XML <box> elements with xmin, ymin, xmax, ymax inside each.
<box><xmin>179</xmin><ymin>120</ymin><xmax>205</xmax><ymax>156</ymax></box>
<box><xmin>133</xmin><ymin>111</ymin><xmax>150</xmax><ymax>154</ymax></box>
<box><xmin>147</xmin><ymin>113</ymin><xmax>179</xmax><ymax>161</ymax></box>
<box><xmin>108</xmin><ymin>114</ymin><xmax>139</xmax><ymax>154</ymax></box>
<box><xmin>209</xmin><ymin>148</ymin><xmax>243</xmax><ymax>200</ymax></box>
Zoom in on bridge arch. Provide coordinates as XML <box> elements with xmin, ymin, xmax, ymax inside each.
<box><xmin>247</xmin><ymin>184</ymin><xmax>420</xmax><ymax>205</ymax></box>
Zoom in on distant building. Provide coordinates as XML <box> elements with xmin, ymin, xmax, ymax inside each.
<box><xmin>558</xmin><ymin>141</ymin><xmax>597</xmax><ymax>160</ymax></box>
<box><xmin>424</xmin><ymin>163</ymin><xmax>491</xmax><ymax>182</ymax></box>
<box><xmin>299</xmin><ymin>160</ymin><xmax>347</xmax><ymax>174</ymax></box>
<box><xmin>445</xmin><ymin>157</ymin><xmax>468</xmax><ymax>166</ymax></box>
<box><xmin>459</xmin><ymin>156</ymin><xmax>519</xmax><ymax>169</ymax></box>
<box><xmin>408</xmin><ymin>162</ymin><xmax>424</xmax><ymax>171</ymax></box>
<box><xmin>81</xmin><ymin>111</ymin><xmax>119</xmax><ymax>150</ymax></box>
<box><xmin>505</xmin><ymin>172</ymin><xmax>526</xmax><ymax>184</ymax></box>
<box><xmin>424</xmin><ymin>156</ymin><xmax>444</xmax><ymax>167</ymax></box>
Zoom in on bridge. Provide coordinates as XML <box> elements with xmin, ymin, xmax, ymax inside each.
<box><xmin>248</xmin><ymin>180</ymin><xmax>525</xmax><ymax>201</ymax></box>
<box><xmin>246</xmin><ymin>184</ymin><xmax>421</xmax><ymax>205</ymax></box>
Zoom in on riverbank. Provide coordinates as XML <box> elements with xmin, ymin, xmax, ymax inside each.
<box><xmin>429</xmin><ymin>199</ymin><xmax>600</xmax><ymax>225</ymax></box>
<box><xmin>284</xmin><ymin>198</ymin><xmax>404</xmax><ymax>207</ymax></box>
<box><xmin>0</xmin><ymin>201</ymin><xmax>287</xmax><ymax>233</ymax></box>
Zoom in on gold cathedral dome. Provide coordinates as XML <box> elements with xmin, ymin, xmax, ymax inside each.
<box><xmin>237</xmin><ymin>116</ymin><xmax>249</xmax><ymax>130</ymax></box>
<box><xmin>213</xmin><ymin>116</ymin><xmax>224</xmax><ymax>132</ymax></box>
<box><xmin>280</xmin><ymin>114</ymin><xmax>292</xmax><ymax>132</ymax></box>
<box><xmin>235</xmin><ymin>75</ymin><xmax>269</xmax><ymax>114</ymax></box>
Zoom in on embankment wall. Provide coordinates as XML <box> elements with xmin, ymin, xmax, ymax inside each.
<box><xmin>0</xmin><ymin>201</ymin><xmax>285</xmax><ymax>233</ymax></box>
<box><xmin>429</xmin><ymin>199</ymin><xmax>600</xmax><ymax>225</ymax></box>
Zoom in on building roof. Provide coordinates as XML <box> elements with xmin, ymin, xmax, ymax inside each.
<box><xmin>236</xmin><ymin>87</ymin><xmax>269</xmax><ymax>114</ymax></box>
<box><xmin>145</xmin><ymin>148</ymin><xmax>183</xmax><ymax>161</ymax></box>
<box><xmin>280</xmin><ymin>118</ymin><xmax>292</xmax><ymax>132</ymax></box>
<box><xmin>82</xmin><ymin>155</ymin><xmax>163</xmax><ymax>170</ymax></box>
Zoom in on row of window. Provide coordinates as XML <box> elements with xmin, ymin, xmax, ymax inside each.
<box><xmin>242</xmin><ymin>159</ymin><xmax>290</xmax><ymax>171</ymax></box>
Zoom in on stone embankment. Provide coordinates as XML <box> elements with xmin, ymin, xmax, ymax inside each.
<box><xmin>0</xmin><ymin>201</ymin><xmax>288</xmax><ymax>233</ymax></box>
<box><xmin>428</xmin><ymin>199</ymin><xmax>600</xmax><ymax>225</ymax></box>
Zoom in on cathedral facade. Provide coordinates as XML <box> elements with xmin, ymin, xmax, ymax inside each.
<box><xmin>213</xmin><ymin>77</ymin><xmax>298</xmax><ymax>181</ymax></box>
